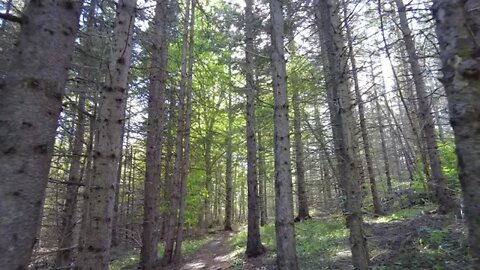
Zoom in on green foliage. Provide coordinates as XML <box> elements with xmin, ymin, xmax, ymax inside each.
<box><xmin>229</xmin><ymin>217</ymin><xmax>349</xmax><ymax>269</ymax></box>
<box><xmin>184</xmin><ymin>169</ymin><xmax>207</xmax><ymax>229</ymax></box>
<box><xmin>438</xmin><ymin>140</ymin><xmax>460</xmax><ymax>192</ymax></box>
<box><xmin>369</xmin><ymin>204</ymin><xmax>435</xmax><ymax>223</ymax></box>
<box><xmin>396</xmin><ymin>225</ymin><xmax>468</xmax><ymax>270</ymax></box>
<box><xmin>410</xmin><ymin>157</ymin><xmax>428</xmax><ymax>193</ymax></box>
<box><xmin>110</xmin><ymin>236</ymin><xmax>214</xmax><ymax>270</ymax></box>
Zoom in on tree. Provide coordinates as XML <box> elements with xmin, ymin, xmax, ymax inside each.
<box><xmin>55</xmin><ymin>94</ymin><xmax>86</xmax><ymax>267</ymax></box>
<box><xmin>244</xmin><ymin>0</ymin><xmax>265</xmax><ymax>258</ymax></box>
<box><xmin>139</xmin><ymin>0</ymin><xmax>170</xmax><ymax>267</ymax></box>
<box><xmin>315</xmin><ymin>0</ymin><xmax>369</xmax><ymax>268</ymax></box>
<box><xmin>432</xmin><ymin>0</ymin><xmax>480</xmax><ymax>263</ymax></box>
<box><xmin>0</xmin><ymin>1</ymin><xmax>83</xmax><ymax>268</ymax></box>
<box><xmin>269</xmin><ymin>0</ymin><xmax>298</xmax><ymax>268</ymax></box>
<box><xmin>394</xmin><ymin>0</ymin><xmax>456</xmax><ymax>214</ymax></box>
<box><xmin>286</xmin><ymin>1</ymin><xmax>311</xmax><ymax>222</ymax></box>
<box><xmin>55</xmin><ymin>1</ymin><xmax>98</xmax><ymax>265</ymax></box>
<box><xmin>79</xmin><ymin>0</ymin><xmax>137</xmax><ymax>268</ymax></box>
<box><xmin>225</xmin><ymin>82</ymin><xmax>234</xmax><ymax>231</ymax></box>
<box><xmin>162</xmin><ymin>0</ymin><xmax>193</xmax><ymax>263</ymax></box>
<box><xmin>344</xmin><ymin>0</ymin><xmax>384</xmax><ymax>215</ymax></box>
<box><xmin>173</xmin><ymin>0</ymin><xmax>195</xmax><ymax>260</ymax></box>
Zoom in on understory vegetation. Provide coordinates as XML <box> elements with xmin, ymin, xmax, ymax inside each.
<box><xmin>130</xmin><ymin>204</ymin><xmax>466</xmax><ymax>270</ymax></box>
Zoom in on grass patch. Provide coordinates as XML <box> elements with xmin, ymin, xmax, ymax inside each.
<box><xmin>368</xmin><ymin>203</ymin><xmax>435</xmax><ymax>223</ymax></box>
<box><xmin>110</xmin><ymin>236</ymin><xmax>214</xmax><ymax>270</ymax></box>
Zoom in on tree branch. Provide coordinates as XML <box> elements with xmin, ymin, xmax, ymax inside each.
<box><xmin>0</xmin><ymin>13</ymin><xmax>22</xmax><ymax>24</ymax></box>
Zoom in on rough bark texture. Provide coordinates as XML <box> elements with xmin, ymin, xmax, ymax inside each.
<box><xmin>269</xmin><ymin>0</ymin><xmax>298</xmax><ymax>268</ymax></box>
<box><xmin>79</xmin><ymin>0</ymin><xmax>136</xmax><ymax>268</ymax></box>
<box><xmin>395</xmin><ymin>0</ymin><xmax>456</xmax><ymax>213</ymax></box>
<box><xmin>315</xmin><ymin>0</ymin><xmax>370</xmax><ymax>269</ymax></box>
<box><xmin>245</xmin><ymin>0</ymin><xmax>265</xmax><ymax>258</ymax></box>
<box><xmin>0</xmin><ymin>1</ymin><xmax>82</xmax><ymax>268</ymax></box>
<box><xmin>344</xmin><ymin>0</ymin><xmax>383</xmax><ymax>215</ymax></box>
<box><xmin>432</xmin><ymin>0</ymin><xmax>480</xmax><ymax>264</ymax></box>
<box><xmin>139</xmin><ymin>0</ymin><xmax>168</xmax><ymax>267</ymax></box>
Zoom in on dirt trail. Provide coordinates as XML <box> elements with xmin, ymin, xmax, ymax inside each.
<box><xmin>171</xmin><ymin>231</ymin><xmax>237</xmax><ymax>270</ymax></box>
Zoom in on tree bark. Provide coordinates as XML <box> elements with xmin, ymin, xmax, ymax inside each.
<box><xmin>432</xmin><ymin>0</ymin><xmax>480</xmax><ymax>263</ymax></box>
<box><xmin>315</xmin><ymin>0</ymin><xmax>369</xmax><ymax>268</ymax></box>
<box><xmin>0</xmin><ymin>1</ymin><xmax>82</xmax><ymax>268</ymax></box>
<box><xmin>269</xmin><ymin>0</ymin><xmax>298</xmax><ymax>268</ymax></box>
<box><xmin>139</xmin><ymin>0</ymin><xmax>169</xmax><ymax>267</ymax></box>
<box><xmin>79</xmin><ymin>0</ymin><xmax>136</xmax><ymax>268</ymax></box>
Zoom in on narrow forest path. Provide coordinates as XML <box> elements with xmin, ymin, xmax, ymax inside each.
<box><xmin>172</xmin><ymin>231</ymin><xmax>237</xmax><ymax>270</ymax></box>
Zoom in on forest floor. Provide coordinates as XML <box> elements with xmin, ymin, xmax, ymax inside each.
<box><xmin>113</xmin><ymin>203</ymin><xmax>472</xmax><ymax>269</ymax></box>
<box><xmin>173</xmin><ymin>205</ymin><xmax>471</xmax><ymax>270</ymax></box>
<box><xmin>171</xmin><ymin>231</ymin><xmax>237</xmax><ymax>270</ymax></box>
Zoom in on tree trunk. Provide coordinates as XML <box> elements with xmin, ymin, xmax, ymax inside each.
<box><xmin>315</xmin><ymin>0</ymin><xmax>369</xmax><ymax>269</ymax></box>
<box><xmin>245</xmin><ymin>0</ymin><xmax>265</xmax><ymax>258</ymax></box>
<box><xmin>203</xmin><ymin>121</ymin><xmax>214</xmax><ymax>229</ymax></box>
<box><xmin>79</xmin><ymin>111</ymin><xmax>96</xmax><ymax>257</ymax></box>
<box><xmin>225</xmin><ymin>87</ymin><xmax>234</xmax><ymax>231</ymax></box>
<box><xmin>292</xmin><ymin>87</ymin><xmax>310</xmax><ymax>221</ymax></box>
<box><xmin>377</xmin><ymin>0</ymin><xmax>430</xmax><ymax>188</ymax></box>
<box><xmin>162</xmin><ymin>0</ymin><xmax>191</xmax><ymax>264</ymax></box>
<box><xmin>395</xmin><ymin>0</ymin><xmax>456</xmax><ymax>213</ymax></box>
<box><xmin>374</xmin><ymin>87</ymin><xmax>393</xmax><ymax>195</ymax></box>
<box><xmin>285</xmin><ymin>0</ymin><xmax>310</xmax><ymax>222</ymax></box>
<box><xmin>173</xmin><ymin>0</ymin><xmax>195</xmax><ymax>260</ymax></box>
<box><xmin>0</xmin><ymin>1</ymin><xmax>82</xmax><ymax>268</ymax></box>
<box><xmin>79</xmin><ymin>0</ymin><xmax>136</xmax><ymax>268</ymax></box>
<box><xmin>369</xmin><ymin>62</ymin><xmax>393</xmax><ymax>195</ymax></box>
<box><xmin>344</xmin><ymin>0</ymin><xmax>384</xmax><ymax>215</ymax></box>
<box><xmin>161</xmin><ymin>82</ymin><xmax>176</xmax><ymax>240</ymax></box>
<box><xmin>139</xmin><ymin>0</ymin><xmax>169</xmax><ymax>267</ymax></box>
<box><xmin>55</xmin><ymin>94</ymin><xmax>86</xmax><ymax>267</ymax></box>
<box><xmin>432</xmin><ymin>0</ymin><xmax>480</xmax><ymax>263</ymax></box>
<box><xmin>269</xmin><ymin>0</ymin><xmax>298</xmax><ymax>268</ymax></box>
<box><xmin>257</xmin><ymin>128</ymin><xmax>268</xmax><ymax>226</ymax></box>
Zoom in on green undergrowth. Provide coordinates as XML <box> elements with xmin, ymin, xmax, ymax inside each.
<box><xmin>376</xmin><ymin>223</ymin><xmax>469</xmax><ymax>270</ymax></box>
<box><xmin>368</xmin><ymin>203</ymin><xmax>436</xmax><ymax>223</ymax></box>
<box><xmin>110</xmin><ymin>236</ymin><xmax>214</xmax><ymax>270</ymax></box>
<box><xmin>229</xmin><ymin>216</ymin><xmax>349</xmax><ymax>269</ymax></box>
<box><xmin>369</xmin><ymin>204</ymin><xmax>470</xmax><ymax>269</ymax></box>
